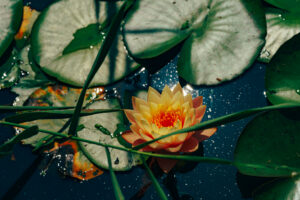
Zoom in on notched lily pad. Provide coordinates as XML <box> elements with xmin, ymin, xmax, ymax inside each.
<box><xmin>123</xmin><ymin>0</ymin><xmax>266</xmax><ymax>85</ymax></box>
<box><xmin>259</xmin><ymin>7</ymin><xmax>300</xmax><ymax>62</ymax></box>
<box><xmin>31</xmin><ymin>0</ymin><xmax>139</xmax><ymax>87</ymax></box>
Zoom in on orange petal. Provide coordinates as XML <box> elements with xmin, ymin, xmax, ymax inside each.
<box><xmin>192</xmin><ymin>96</ymin><xmax>203</xmax><ymax>108</ymax></box>
<box><xmin>195</xmin><ymin>105</ymin><xmax>206</xmax><ymax>122</ymax></box>
<box><xmin>194</xmin><ymin>128</ymin><xmax>217</xmax><ymax>143</ymax></box>
<box><xmin>180</xmin><ymin>136</ymin><xmax>199</xmax><ymax>152</ymax></box>
<box><xmin>124</xmin><ymin>109</ymin><xmax>137</xmax><ymax>124</ymax></box>
<box><xmin>121</xmin><ymin>130</ymin><xmax>142</xmax><ymax>144</ymax></box>
<box><xmin>156</xmin><ymin>158</ymin><xmax>178</xmax><ymax>173</ymax></box>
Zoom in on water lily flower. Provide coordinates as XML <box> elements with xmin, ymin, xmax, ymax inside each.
<box><xmin>122</xmin><ymin>84</ymin><xmax>217</xmax><ymax>173</ymax></box>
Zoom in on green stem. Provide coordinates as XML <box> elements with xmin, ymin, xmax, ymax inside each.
<box><xmin>142</xmin><ymin>157</ymin><xmax>168</xmax><ymax>200</ymax></box>
<box><xmin>1</xmin><ymin>120</ymin><xmax>299</xmax><ymax>175</ymax></box>
<box><xmin>0</xmin><ymin>106</ymin><xmax>74</xmax><ymax>111</ymax></box>
<box><xmin>5</xmin><ymin>108</ymin><xmax>122</xmax><ymax>123</ymax></box>
<box><xmin>105</xmin><ymin>147</ymin><xmax>125</xmax><ymax>200</ymax></box>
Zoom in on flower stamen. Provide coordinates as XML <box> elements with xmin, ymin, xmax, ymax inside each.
<box><xmin>152</xmin><ymin>109</ymin><xmax>182</xmax><ymax>128</ymax></box>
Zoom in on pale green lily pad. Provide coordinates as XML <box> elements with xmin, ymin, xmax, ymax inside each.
<box><xmin>78</xmin><ymin>99</ymin><xmax>141</xmax><ymax>171</ymax></box>
<box><xmin>124</xmin><ymin>0</ymin><xmax>266</xmax><ymax>85</ymax></box>
<box><xmin>259</xmin><ymin>8</ymin><xmax>300</xmax><ymax>63</ymax></box>
<box><xmin>31</xmin><ymin>0</ymin><xmax>139</xmax><ymax>87</ymax></box>
<box><xmin>0</xmin><ymin>0</ymin><xmax>22</xmax><ymax>58</ymax></box>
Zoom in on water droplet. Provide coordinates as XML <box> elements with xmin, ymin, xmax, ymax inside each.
<box><xmin>296</xmin><ymin>89</ymin><xmax>300</xmax><ymax>95</ymax></box>
<box><xmin>89</xmin><ymin>45</ymin><xmax>94</xmax><ymax>49</ymax></box>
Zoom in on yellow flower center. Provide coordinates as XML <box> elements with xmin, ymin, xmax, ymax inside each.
<box><xmin>152</xmin><ymin>109</ymin><xmax>182</xmax><ymax>128</ymax></box>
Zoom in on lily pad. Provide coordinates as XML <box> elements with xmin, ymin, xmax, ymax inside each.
<box><xmin>265</xmin><ymin>0</ymin><xmax>300</xmax><ymax>13</ymax></box>
<box><xmin>234</xmin><ymin>110</ymin><xmax>300</xmax><ymax>177</ymax></box>
<box><xmin>265</xmin><ymin>33</ymin><xmax>300</xmax><ymax>104</ymax></box>
<box><xmin>78</xmin><ymin>99</ymin><xmax>142</xmax><ymax>171</ymax></box>
<box><xmin>259</xmin><ymin>7</ymin><xmax>300</xmax><ymax>63</ymax></box>
<box><xmin>0</xmin><ymin>48</ymin><xmax>21</xmax><ymax>89</ymax></box>
<box><xmin>254</xmin><ymin>175</ymin><xmax>300</xmax><ymax>200</ymax></box>
<box><xmin>20</xmin><ymin>85</ymin><xmax>105</xmax><ymax>146</ymax></box>
<box><xmin>0</xmin><ymin>0</ymin><xmax>23</xmax><ymax>58</ymax></box>
<box><xmin>123</xmin><ymin>0</ymin><xmax>266</xmax><ymax>85</ymax></box>
<box><xmin>31</xmin><ymin>0</ymin><xmax>139</xmax><ymax>87</ymax></box>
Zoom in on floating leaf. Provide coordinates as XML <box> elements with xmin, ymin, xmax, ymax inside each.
<box><xmin>16</xmin><ymin>45</ymin><xmax>53</xmax><ymax>88</ymax></box>
<box><xmin>265</xmin><ymin>33</ymin><xmax>300</xmax><ymax>104</ymax></box>
<box><xmin>259</xmin><ymin>7</ymin><xmax>300</xmax><ymax>62</ymax></box>
<box><xmin>0</xmin><ymin>0</ymin><xmax>23</xmax><ymax>58</ymax></box>
<box><xmin>123</xmin><ymin>0</ymin><xmax>266</xmax><ymax>85</ymax></box>
<box><xmin>264</xmin><ymin>0</ymin><xmax>300</xmax><ymax>13</ymax></box>
<box><xmin>253</xmin><ymin>175</ymin><xmax>300</xmax><ymax>200</ymax></box>
<box><xmin>31</xmin><ymin>0</ymin><xmax>139</xmax><ymax>87</ymax></box>
<box><xmin>18</xmin><ymin>85</ymin><xmax>104</xmax><ymax>146</ymax></box>
<box><xmin>78</xmin><ymin>99</ymin><xmax>142</xmax><ymax>171</ymax></box>
<box><xmin>234</xmin><ymin>111</ymin><xmax>300</xmax><ymax>177</ymax></box>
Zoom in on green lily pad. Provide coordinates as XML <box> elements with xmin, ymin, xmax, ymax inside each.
<box><xmin>234</xmin><ymin>111</ymin><xmax>300</xmax><ymax>177</ymax></box>
<box><xmin>259</xmin><ymin>7</ymin><xmax>300</xmax><ymax>63</ymax></box>
<box><xmin>0</xmin><ymin>0</ymin><xmax>22</xmax><ymax>58</ymax></box>
<box><xmin>254</xmin><ymin>175</ymin><xmax>300</xmax><ymax>200</ymax></box>
<box><xmin>265</xmin><ymin>33</ymin><xmax>300</xmax><ymax>104</ymax></box>
<box><xmin>31</xmin><ymin>0</ymin><xmax>139</xmax><ymax>87</ymax></box>
<box><xmin>123</xmin><ymin>0</ymin><xmax>266</xmax><ymax>85</ymax></box>
<box><xmin>265</xmin><ymin>0</ymin><xmax>300</xmax><ymax>13</ymax></box>
<box><xmin>78</xmin><ymin>99</ymin><xmax>141</xmax><ymax>171</ymax></box>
